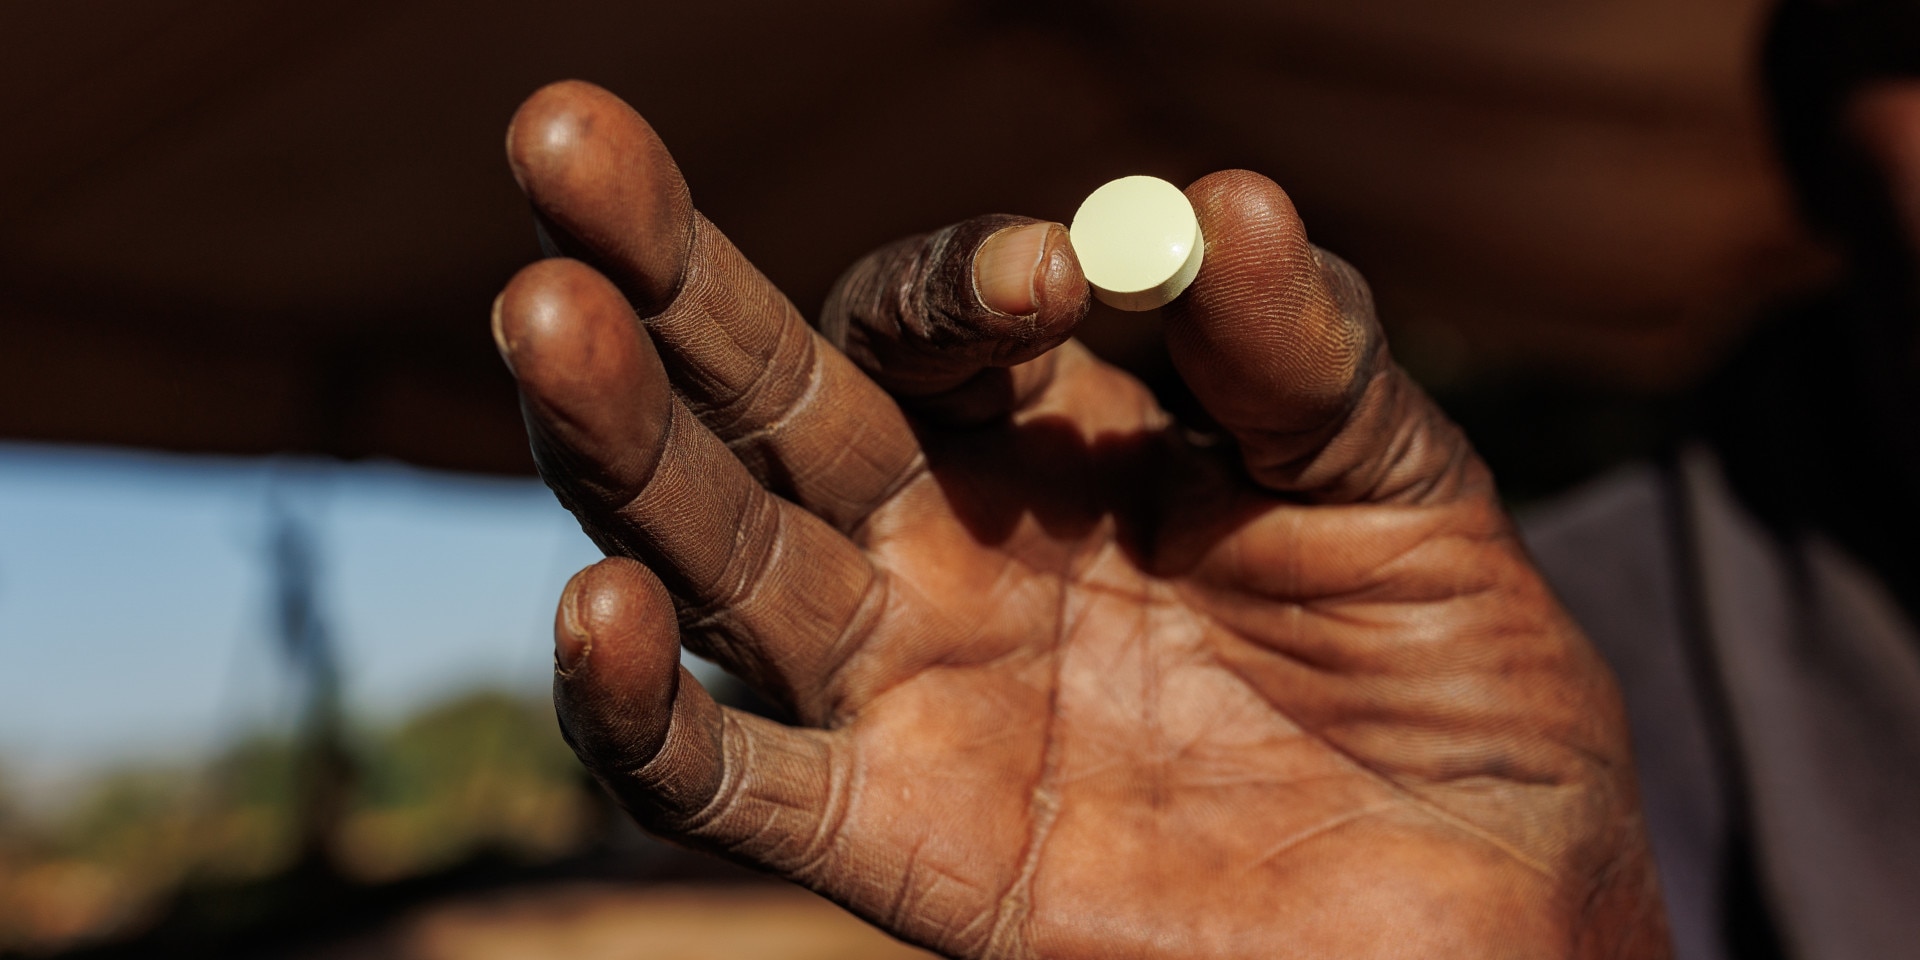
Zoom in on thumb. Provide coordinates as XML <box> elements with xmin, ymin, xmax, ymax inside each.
<box><xmin>1163</xmin><ymin>170</ymin><xmax>1484</xmax><ymax>505</ymax></box>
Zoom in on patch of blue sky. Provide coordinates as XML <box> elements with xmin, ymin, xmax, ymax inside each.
<box><xmin>0</xmin><ymin>442</ymin><xmax>626</xmax><ymax>788</ymax></box>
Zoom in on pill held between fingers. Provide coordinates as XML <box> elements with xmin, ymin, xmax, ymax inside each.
<box><xmin>1068</xmin><ymin>175</ymin><xmax>1204</xmax><ymax>312</ymax></box>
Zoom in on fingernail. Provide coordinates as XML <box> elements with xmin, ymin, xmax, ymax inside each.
<box><xmin>556</xmin><ymin>573</ymin><xmax>593</xmax><ymax>673</ymax></box>
<box><xmin>490</xmin><ymin>292</ymin><xmax>516</xmax><ymax>374</ymax></box>
<box><xmin>975</xmin><ymin>222</ymin><xmax>1057</xmax><ymax>316</ymax></box>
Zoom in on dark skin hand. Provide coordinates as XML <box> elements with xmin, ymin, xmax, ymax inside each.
<box><xmin>492</xmin><ymin>80</ymin><xmax>1671</xmax><ymax>958</ymax></box>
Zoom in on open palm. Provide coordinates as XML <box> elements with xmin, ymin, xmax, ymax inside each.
<box><xmin>493</xmin><ymin>81</ymin><xmax>1667</xmax><ymax>959</ymax></box>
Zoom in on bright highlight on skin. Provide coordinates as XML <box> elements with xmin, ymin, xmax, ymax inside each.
<box><xmin>1069</xmin><ymin>175</ymin><xmax>1204</xmax><ymax>311</ymax></box>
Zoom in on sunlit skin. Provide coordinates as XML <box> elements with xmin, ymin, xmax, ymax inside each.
<box><xmin>491</xmin><ymin>81</ymin><xmax>1669</xmax><ymax>959</ymax></box>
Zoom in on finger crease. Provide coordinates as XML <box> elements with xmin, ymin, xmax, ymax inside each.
<box><xmin>718</xmin><ymin>332</ymin><xmax>826</xmax><ymax>458</ymax></box>
<box><xmin>686</xmin><ymin>488</ymin><xmax>787</xmax><ymax>620</ymax></box>
<box><xmin>787</xmin><ymin>738</ymin><xmax>854</xmax><ymax>881</ymax></box>
<box><xmin>813</xmin><ymin>566</ymin><xmax>893</xmax><ymax>723</ymax></box>
<box><xmin>702</xmin><ymin>317</ymin><xmax>819</xmax><ymax>441</ymax></box>
<box><xmin>602</xmin><ymin>394</ymin><xmax>683</xmax><ymax>531</ymax></box>
<box><xmin>846</xmin><ymin>452</ymin><xmax>931</xmax><ymax>541</ymax></box>
<box><xmin>678</xmin><ymin>710</ymin><xmax>753</xmax><ymax>838</ymax></box>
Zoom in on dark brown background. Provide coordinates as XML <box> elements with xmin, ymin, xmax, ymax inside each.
<box><xmin>0</xmin><ymin>0</ymin><xmax>1830</xmax><ymax>475</ymax></box>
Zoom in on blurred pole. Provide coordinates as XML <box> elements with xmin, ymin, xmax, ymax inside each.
<box><xmin>265</xmin><ymin>474</ymin><xmax>354</xmax><ymax>876</ymax></box>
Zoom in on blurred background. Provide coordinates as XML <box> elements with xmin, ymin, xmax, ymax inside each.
<box><xmin>0</xmin><ymin>0</ymin><xmax>1836</xmax><ymax>956</ymax></box>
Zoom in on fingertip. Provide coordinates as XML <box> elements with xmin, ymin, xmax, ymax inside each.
<box><xmin>495</xmin><ymin>258</ymin><xmax>643</xmax><ymax>382</ymax></box>
<box><xmin>506</xmin><ymin>79</ymin><xmax>695</xmax><ymax>314</ymax></box>
<box><xmin>975</xmin><ymin>221</ymin><xmax>1054</xmax><ymax>316</ymax></box>
<box><xmin>495</xmin><ymin>258</ymin><xmax>673</xmax><ymax>485</ymax></box>
<box><xmin>495</xmin><ymin>257</ymin><xmax>574</xmax><ymax>364</ymax></box>
<box><xmin>1033</xmin><ymin>222</ymin><xmax>1091</xmax><ymax>336</ymax></box>
<box><xmin>973</xmin><ymin>223</ymin><xmax>1045</xmax><ymax>316</ymax></box>
<box><xmin>555</xmin><ymin>557</ymin><xmax>688</xmax><ymax>774</ymax></box>
<box><xmin>558</xmin><ymin>557</ymin><xmax>679</xmax><ymax>679</ymax></box>
<box><xmin>1179</xmin><ymin>170</ymin><xmax>1321</xmax><ymax>318</ymax></box>
<box><xmin>1182</xmin><ymin>169</ymin><xmax>1307</xmax><ymax>249</ymax></box>
<box><xmin>505</xmin><ymin>80</ymin><xmax>599</xmax><ymax>191</ymax></box>
<box><xmin>1166</xmin><ymin>168</ymin><xmax>1370</xmax><ymax>438</ymax></box>
<box><xmin>969</xmin><ymin>219</ymin><xmax>1087</xmax><ymax>341</ymax></box>
<box><xmin>1179</xmin><ymin>169</ymin><xmax>1319</xmax><ymax>311</ymax></box>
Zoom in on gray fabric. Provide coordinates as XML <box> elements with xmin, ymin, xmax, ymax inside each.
<box><xmin>1519</xmin><ymin>450</ymin><xmax>1920</xmax><ymax>959</ymax></box>
<box><xmin>1523</xmin><ymin>464</ymin><xmax>1731</xmax><ymax>960</ymax></box>
<box><xmin>1682</xmin><ymin>449</ymin><xmax>1920</xmax><ymax>960</ymax></box>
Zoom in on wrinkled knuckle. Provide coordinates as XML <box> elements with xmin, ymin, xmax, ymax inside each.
<box><xmin>824</xmin><ymin>233</ymin><xmax>931</xmax><ymax>352</ymax></box>
<box><xmin>909</xmin><ymin>223</ymin><xmax>969</xmax><ymax>343</ymax></box>
<box><xmin>685</xmin><ymin>488</ymin><xmax>784</xmax><ymax>618</ymax></box>
<box><xmin>818</xmin><ymin>253</ymin><xmax>884</xmax><ymax>353</ymax></box>
<box><xmin>702</xmin><ymin>315</ymin><xmax>818</xmax><ymax>439</ymax></box>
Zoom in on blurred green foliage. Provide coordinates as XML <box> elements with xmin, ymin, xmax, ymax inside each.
<box><xmin>341</xmin><ymin>690</ymin><xmax>589</xmax><ymax>880</ymax></box>
<box><xmin>0</xmin><ymin>688</ymin><xmax>593</xmax><ymax>953</ymax></box>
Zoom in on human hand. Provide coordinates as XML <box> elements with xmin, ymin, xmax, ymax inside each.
<box><xmin>492</xmin><ymin>80</ymin><xmax>1669</xmax><ymax>959</ymax></box>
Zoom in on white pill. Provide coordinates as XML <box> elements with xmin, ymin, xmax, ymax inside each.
<box><xmin>1069</xmin><ymin>175</ymin><xmax>1204</xmax><ymax>312</ymax></box>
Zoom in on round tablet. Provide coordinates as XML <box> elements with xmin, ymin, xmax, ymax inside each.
<box><xmin>1069</xmin><ymin>175</ymin><xmax>1204</xmax><ymax>312</ymax></box>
